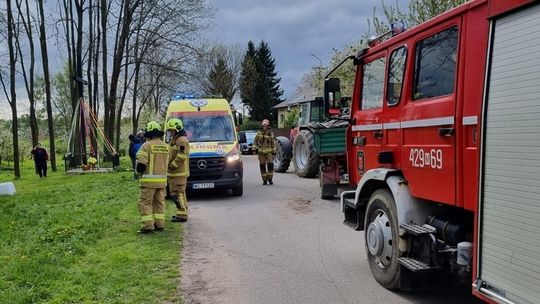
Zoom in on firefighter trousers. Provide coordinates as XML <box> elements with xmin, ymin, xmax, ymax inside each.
<box><xmin>168</xmin><ymin>176</ymin><xmax>188</xmax><ymax>220</ymax></box>
<box><xmin>258</xmin><ymin>153</ymin><xmax>274</xmax><ymax>182</ymax></box>
<box><xmin>138</xmin><ymin>186</ymin><xmax>166</xmax><ymax>230</ymax></box>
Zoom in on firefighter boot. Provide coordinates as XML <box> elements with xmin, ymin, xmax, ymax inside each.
<box><xmin>260</xmin><ymin>164</ymin><xmax>268</xmax><ymax>185</ymax></box>
<box><xmin>267</xmin><ymin>163</ymin><xmax>274</xmax><ymax>185</ymax></box>
<box><xmin>137</xmin><ymin>228</ymin><xmax>153</xmax><ymax>234</ymax></box>
<box><xmin>171</xmin><ymin>195</ymin><xmax>188</xmax><ymax>222</ymax></box>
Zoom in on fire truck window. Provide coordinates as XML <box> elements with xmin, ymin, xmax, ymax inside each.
<box><xmin>413</xmin><ymin>26</ymin><xmax>458</xmax><ymax>100</ymax></box>
<box><xmin>387</xmin><ymin>47</ymin><xmax>407</xmax><ymax>106</ymax></box>
<box><xmin>361</xmin><ymin>57</ymin><xmax>386</xmax><ymax>110</ymax></box>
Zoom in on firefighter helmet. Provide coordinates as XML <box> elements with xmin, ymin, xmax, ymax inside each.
<box><xmin>262</xmin><ymin>119</ymin><xmax>270</xmax><ymax>127</ymax></box>
<box><xmin>166</xmin><ymin>118</ymin><xmax>183</xmax><ymax>131</ymax></box>
<box><xmin>145</xmin><ymin>121</ymin><xmax>162</xmax><ymax>133</ymax></box>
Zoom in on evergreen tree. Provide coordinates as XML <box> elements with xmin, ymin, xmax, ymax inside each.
<box><xmin>239</xmin><ymin>41</ymin><xmax>258</xmax><ymax>112</ymax></box>
<box><xmin>204</xmin><ymin>56</ymin><xmax>236</xmax><ymax>102</ymax></box>
<box><xmin>252</xmin><ymin>41</ymin><xmax>283</xmax><ymax>123</ymax></box>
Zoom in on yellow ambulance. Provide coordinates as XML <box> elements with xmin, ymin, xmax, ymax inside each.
<box><xmin>165</xmin><ymin>95</ymin><xmax>243</xmax><ymax>196</ymax></box>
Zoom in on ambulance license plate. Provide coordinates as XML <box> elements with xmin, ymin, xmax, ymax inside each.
<box><xmin>193</xmin><ymin>183</ymin><xmax>214</xmax><ymax>189</ymax></box>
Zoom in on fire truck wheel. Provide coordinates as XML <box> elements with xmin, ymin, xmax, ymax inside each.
<box><xmin>364</xmin><ymin>188</ymin><xmax>401</xmax><ymax>290</ymax></box>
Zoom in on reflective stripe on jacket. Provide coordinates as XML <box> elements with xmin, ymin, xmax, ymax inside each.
<box><xmin>167</xmin><ymin>133</ymin><xmax>190</xmax><ymax>177</ymax></box>
<box><xmin>254</xmin><ymin>130</ymin><xmax>276</xmax><ymax>154</ymax></box>
<box><xmin>136</xmin><ymin>138</ymin><xmax>170</xmax><ymax>188</ymax></box>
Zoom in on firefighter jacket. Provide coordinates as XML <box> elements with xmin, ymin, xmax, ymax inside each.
<box><xmin>136</xmin><ymin>138</ymin><xmax>170</xmax><ymax>188</ymax></box>
<box><xmin>168</xmin><ymin>131</ymin><xmax>190</xmax><ymax>178</ymax></box>
<box><xmin>254</xmin><ymin>129</ymin><xmax>276</xmax><ymax>155</ymax></box>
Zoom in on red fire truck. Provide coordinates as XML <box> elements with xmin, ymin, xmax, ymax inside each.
<box><xmin>323</xmin><ymin>0</ymin><xmax>540</xmax><ymax>303</ymax></box>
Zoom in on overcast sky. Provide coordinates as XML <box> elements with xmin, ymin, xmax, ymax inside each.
<box><xmin>209</xmin><ymin>0</ymin><xmax>407</xmax><ymax>99</ymax></box>
<box><xmin>1</xmin><ymin>0</ymin><xmax>407</xmax><ymax>118</ymax></box>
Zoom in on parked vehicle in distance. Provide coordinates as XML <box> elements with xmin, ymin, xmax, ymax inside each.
<box><xmin>238</xmin><ymin>130</ymin><xmax>257</xmax><ymax>155</ymax></box>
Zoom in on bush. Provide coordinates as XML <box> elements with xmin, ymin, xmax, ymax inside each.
<box><xmin>283</xmin><ymin>108</ymin><xmax>299</xmax><ymax>129</ymax></box>
<box><xmin>240</xmin><ymin>120</ymin><xmax>261</xmax><ymax>131</ymax></box>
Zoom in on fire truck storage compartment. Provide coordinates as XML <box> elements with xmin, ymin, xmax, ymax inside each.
<box><xmin>479</xmin><ymin>3</ymin><xmax>540</xmax><ymax>304</ymax></box>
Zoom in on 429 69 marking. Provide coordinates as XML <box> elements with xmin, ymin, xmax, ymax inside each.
<box><xmin>409</xmin><ymin>148</ymin><xmax>443</xmax><ymax>169</ymax></box>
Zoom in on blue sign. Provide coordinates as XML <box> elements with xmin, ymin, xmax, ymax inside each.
<box><xmin>173</xmin><ymin>93</ymin><xmax>197</xmax><ymax>100</ymax></box>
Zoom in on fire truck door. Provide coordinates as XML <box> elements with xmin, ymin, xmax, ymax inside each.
<box><xmin>401</xmin><ymin>22</ymin><xmax>460</xmax><ymax>205</ymax></box>
<box><xmin>476</xmin><ymin>3</ymin><xmax>540</xmax><ymax>304</ymax></box>
<box><xmin>350</xmin><ymin>54</ymin><xmax>386</xmax><ymax>182</ymax></box>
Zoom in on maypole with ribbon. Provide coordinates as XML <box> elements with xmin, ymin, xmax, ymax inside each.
<box><xmin>65</xmin><ymin>58</ymin><xmax>118</xmax><ymax>172</ymax></box>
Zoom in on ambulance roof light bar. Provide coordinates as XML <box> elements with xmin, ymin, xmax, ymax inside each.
<box><xmin>173</xmin><ymin>93</ymin><xmax>223</xmax><ymax>100</ymax></box>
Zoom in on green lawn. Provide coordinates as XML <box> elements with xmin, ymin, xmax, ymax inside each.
<box><xmin>0</xmin><ymin>161</ymin><xmax>183</xmax><ymax>304</ymax></box>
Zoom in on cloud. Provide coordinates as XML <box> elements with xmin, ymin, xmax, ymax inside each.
<box><xmin>208</xmin><ymin>0</ymin><xmax>407</xmax><ymax>98</ymax></box>
<box><xmin>0</xmin><ymin>86</ymin><xmax>33</xmax><ymax>120</ymax></box>
<box><xmin>0</xmin><ymin>0</ymin><xmax>410</xmax><ymax>119</ymax></box>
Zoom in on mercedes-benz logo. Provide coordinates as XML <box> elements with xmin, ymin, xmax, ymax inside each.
<box><xmin>197</xmin><ymin>160</ymin><xmax>207</xmax><ymax>169</ymax></box>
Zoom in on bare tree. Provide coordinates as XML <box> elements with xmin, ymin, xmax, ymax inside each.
<box><xmin>14</xmin><ymin>0</ymin><xmax>39</xmax><ymax>147</ymax></box>
<box><xmin>194</xmin><ymin>43</ymin><xmax>243</xmax><ymax>102</ymax></box>
<box><xmin>115</xmin><ymin>37</ymin><xmax>134</xmax><ymax>151</ymax></box>
<box><xmin>100</xmin><ymin>0</ymin><xmax>109</xmax><ymax>136</ymax></box>
<box><xmin>47</xmin><ymin>0</ymin><xmax>212</xmax><ymax>149</ymax></box>
<box><xmin>1</xmin><ymin>0</ymin><xmax>21</xmax><ymax>178</ymax></box>
<box><xmin>127</xmin><ymin>0</ymin><xmax>213</xmax><ymax>133</ymax></box>
<box><xmin>36</xmin><ymin>0</ymin><xmax>57</xmax><ymax>171</ymax></box>
<box><xmin>104</xmin><ymin>0</ymin><xmax>141</xmax><ymax>147</ymax></box>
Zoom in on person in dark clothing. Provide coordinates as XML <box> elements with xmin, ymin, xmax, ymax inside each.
<box><xmin>128</xmin><ymin>134</ymin><xmax>139</xmax><ymax>170</ymax></box>
<box><xmin>31</xmin><ymin>143</ymin><xmax>48</xmax><ymax>177</ymax></box>
<box><xmin>129</xmin><ymin>132</ymin><xmax>144</xmax><ymax>179</ymax></box>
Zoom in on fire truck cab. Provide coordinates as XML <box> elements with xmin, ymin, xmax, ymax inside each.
<box><xmin>329</xmin><ymin>0</ymin><xmax>540</xmax><ymax>302</ymax></box>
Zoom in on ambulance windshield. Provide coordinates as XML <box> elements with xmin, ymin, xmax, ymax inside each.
<box><xmin>173</xmin><ymin>114</ymin><xmax>235</xmax><ymax>143</ymax></box>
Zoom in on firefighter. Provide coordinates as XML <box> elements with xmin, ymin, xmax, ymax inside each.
<box><xmin>166</xmin><ymin>118</ymin><xmax>190</xmax><ymax>222</ymax></box>
<box><xmin>135</xmin><ymin>121</ymin><xmax>170</xmax><ymax>234</ymax></box>
<box><xmin>254</xmin><ymin>119</ymin><xmax>276</xmax><ymax>185</ymax></box>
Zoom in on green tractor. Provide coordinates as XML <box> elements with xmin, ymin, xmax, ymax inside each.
<box><xmin>274</xmin><ymin>96</ymin><xmax>349</xmax><ymax>198</ymax></box>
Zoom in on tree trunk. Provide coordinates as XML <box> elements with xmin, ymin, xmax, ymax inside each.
<box><xmin>6</xmin><ymin>0</ymin><xmax>20</xmax><ymax>178</ymax></box>
<box><xmin>37</xmin><ymin>0</ymin><xmax>55</xmax><ymax>170</ymax></box>
<box><xmin>93</xmin><ymin>5</ymin><xmax>101</xmax><ymax>114</ymax></box>
<box><xmin>131</xmin><ymin>63</ymin><xmax>141</xmax><ymax>135</ymax></box>
<box><xmin>131</xmin><ymin>19</ymin><xmax>142</xmax><ymax>135</ymax></box>
<box><xmin>106</xmin><ymin>0</ymin><xmax>127</xmax><ymax>146</ymax></box>
<box><xmin>75</xmin><ymin>0</ymin><xmax>84</xmax><ymax>99</ymax></box>
<box><xmin>63</xmin><ymin>0</ymin><xmax>76</xmax><ymax>115</ymax></box>
<box><xmin>87</xmin><ymin>0</ymin><xmax>94</xmax><ymax>113</ymax></box>
<box><xmin>100</xmin><ymin>0</ymin><xmax>110</xmax><ymax>152</ymax></box>
<box><xmin>24</xmin><ymin>0</ymin><xmax>38</xmax><ymax>148</ymax></box>
<box><xmin>15</xmin><ymin>0</ymin><xmax>39</xmax><ymax>147</ymax></box>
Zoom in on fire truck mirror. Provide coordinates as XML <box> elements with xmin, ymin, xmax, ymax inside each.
<box><xmin>324</xmin><ymin>78</ymin><xmax>341</xmax><ymax>115</ymax></box>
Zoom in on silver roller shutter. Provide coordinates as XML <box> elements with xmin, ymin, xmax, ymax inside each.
<box><xmin>479</xmin><ymin>3</ymin><xmax>540</xmax><ymax>304</ymax></box>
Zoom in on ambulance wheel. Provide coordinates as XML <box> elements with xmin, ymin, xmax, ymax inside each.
<box><xmin>232</xmin><ymin>182</ymin><xmax>243</xmax><ymax>196</ymax></box>
<box><xmin>364</xmin><ymin>189</ymin><xmax>402</xmax><ymax>290</ymax></box>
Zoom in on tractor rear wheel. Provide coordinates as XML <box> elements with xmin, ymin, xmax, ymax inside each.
<box><xmin>292</xmin><ymin>130</ymin><xmax>319</xmax><ymax>178</ymax></box>
<box><xmin>274</xmin><ymin>136</ymin><xmax>292</xmax><ymax>173</ymax></box>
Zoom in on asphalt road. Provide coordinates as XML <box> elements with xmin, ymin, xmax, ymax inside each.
<box><xmin>180</xmin><ymin>155</ymin><xmax>483</xmax><ymax>304</ymax></box>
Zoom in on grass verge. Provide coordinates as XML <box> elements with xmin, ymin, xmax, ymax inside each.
<box><xmin>0</xmin><ymin>162</ymin><xmax>182</xmax><ymax>304</ymax></box>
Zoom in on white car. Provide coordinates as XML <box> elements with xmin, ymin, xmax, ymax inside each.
<box><xmin>238</xmin><ymin>130</ymin><xmax>257</xmax><ymax>155</ymax></box>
